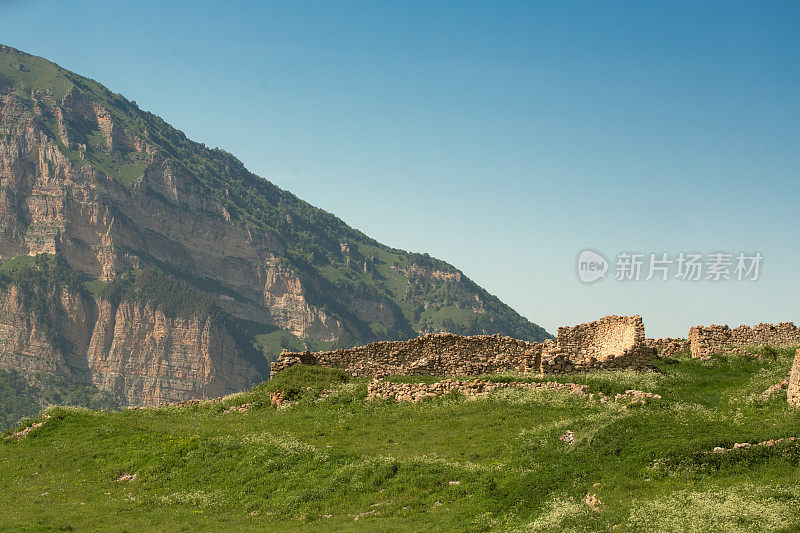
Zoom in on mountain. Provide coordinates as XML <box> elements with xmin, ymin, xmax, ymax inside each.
<box><xmin>0</xmin><ymin>44</ymin><xmax>550</xmax><ymax>409</ymax></box>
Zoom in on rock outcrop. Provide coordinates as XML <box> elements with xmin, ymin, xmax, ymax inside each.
<box><xmin>0</xmin><ymin>283</ymin><xmax>95</xmax><ymax>381</ymax></box>
<box><xmin>0</xmin><ymin>279</ymin><xmax>265</xmax><ymax>406</ymax></box>
<box><xmin>85</xmin><ymin>298</ymin><xmax>264</xmax><ymax>405</ymax></box>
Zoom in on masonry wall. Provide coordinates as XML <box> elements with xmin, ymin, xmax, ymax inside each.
<box><xmin>689</xmin><ymin>323</ymin><xmax>800</xmax><ymax>358</ymax></box>
<box><xmin>644</xmin><ymin>338</ymin><xmax>690</xmax><ymax>358</ymax></box>
<box><xmin>787</xmin><ymin>349</ymin><xmax>800</xmax><ymax>407</ymax></box>
<box><xmin>271</xmin><ymin>333</ymin><xmax>542</xmax><ymax>378</ymax></box>
<box><xmin>542</xmin><ymin>315</ymin><xmax>653</xmax><ymax>372</ymax></box>
<box><xmin>271</xmin><ymin>315</ymin><xmax>654</xmax><ymax>378</ymax></box>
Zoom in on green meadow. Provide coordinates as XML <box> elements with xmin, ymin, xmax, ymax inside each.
<box><xmin>2</xmin><ymin>348</ymin><xmax>800</xmax><ymax>532</ymax></box>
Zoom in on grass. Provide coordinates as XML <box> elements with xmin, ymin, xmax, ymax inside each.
<box><xmin>0</xmin><ymin>254</ymin><xmax>36</xmax><ymax>276</ymax></box>
<box><xmin>1</xmin><ymin>348</ymin><xmax>800</xmax><ymax>531</ymax></box>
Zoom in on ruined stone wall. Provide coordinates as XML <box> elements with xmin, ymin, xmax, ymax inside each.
<box><xmin>271</xmin><ymin>333</ymin><xmax>542</xmax><ymax>378</ymax></box>
<box><xmin>787</xmin><ymin>349</ymin><xmax>800</xmax><ymax>407</ymax></box>
<box><xmin>689</xmin><ymin>323</ymin><xmax>800</xmax><ymax>358</ymax></box>
<box><xmin>271</xmin><ymin>315</ymin><xmax>654</xmax><ymax>377</ymax></box>
<box><xmin>644</xmin><ymin>338</ymin><xmax>690</xmax><ymax>358</ymax></box>
<box><xmin>541</xmin><ymin>316</ymin><xmax>653</xmax><ymax>372</ymax></box>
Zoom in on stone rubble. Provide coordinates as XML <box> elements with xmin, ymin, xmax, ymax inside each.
<box><xmin>761</xmin><ymin>377</ymin><xmax>790</xmax><ymax>400</ymax></box>
<box><xmin>222</xmin><ymin>403</ymin><xmax>252</xmax><ymax>414</ymax></box>
<box><xmin>269</xmin><ymin>390</ymin><xmax>288</xmax><ymax>407</ymax></box>
<box><xmin>712</xmin><ymin>436</ymin><xmax>799</xmax><ymax>454</ymax></box>
<box><xmin>559</xmin><ymin>430</ymin><xmax>575</xmax><ymax>445</ymax></box>
<box><xmin>614</xmin><ymin>390</ymin><xmax>662</xmax><ymax>402</ymax></box>
<box><xmin>365</xmin><ymin>379</ymin><xmax>664</xmax><ymax>409</ymax></box>
<box><xmin>4</xmin><ymin>417</ymin><xmax>47</xmax><ymax>440</ymax></box>
<box><xmin>366</xmin><ymin>378</ymin><xmax>590</xmax><ymax>403</ymax></box>
<box><xmin>583</xmin><ymin>492</ymin><xmax>601</xmax><ymax>512</ymax></box>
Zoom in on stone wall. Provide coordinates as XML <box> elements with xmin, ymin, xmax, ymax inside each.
<box><xmin>689</xmin><ymin>323</ymin><xmax>800</xmax><ymax>358</ymax></box>
<box><xmin>271</xmin><ymin>315</ymin><xmax>655</xmax><ymax>378</ymax></box>
<box><xmin>271</xmin><ymin>333</ymin><xmax>542</xmax><ymax>378</ymax></box>
<box><xmin>542</xmin><ymin>315</ymin><xmax>653</xmax><ymax>372</ymax></box>
<box><xmin>644</xmin><ymin>338</ymin><xmax>690</xmax><ymax>358</ymax></box>
<box><xmin>787</xmin><ymin>349</ymin><xmax>800</xmax><ymax>407</ymax></box>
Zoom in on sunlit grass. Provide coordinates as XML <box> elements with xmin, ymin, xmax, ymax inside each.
<box><xmin>1</xmin><ymin>350</ymin><xmax>799</xmax><ymax>531</ymax></box>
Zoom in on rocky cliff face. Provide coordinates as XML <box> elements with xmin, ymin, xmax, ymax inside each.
<box><xmin>0</xmin><ymin>44</ymin><xmax>550</xmax><ymax>406</ymax></box>
<box><xmin>86</xmin><ymin>298</ymin><xmax>263</xmax><ymax>405</ymax></box>
<box><xmin>0</xmin><ymin>283</ymin><xmax>94</xmax><ymax>381</ymax></box>
<box><xmin>0</xmin><ymin>80</ymin><xmax>342</xmax><ymax>341</ymax></box>
<box><xmin>0</xmin><ymin>271</ymin><xmax>264</xmax><ymax>406</ymax></box>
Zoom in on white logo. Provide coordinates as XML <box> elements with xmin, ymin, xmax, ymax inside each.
<box><xmin>576</xmin><ymin>249</ymin><xmax>763</xmax><ymax>283</ymax></box>
<box><xmin>577</xmin><ymin>250</ymin><xmax>608</xmax><ymax>283</ymax></box>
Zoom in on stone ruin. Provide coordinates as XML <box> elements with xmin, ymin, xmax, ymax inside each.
<box><xmin>542</xmin><ymin>315</ymin><xmax>653</xmax><ymax>372</ymax></box>
<box><xmin>272</xmin><ymin>316</ymin><xmax>800</xmax><ymax>380</ymax></box>
<box><xmin>688</xmin><ymin>322</ymin><xmax>800</xmax><ymax>358</ymax></box>
<box><xmin>643</xmin><ymin>338</ymin><xmax>690</xmax><ymax>359</ymax></box>
<box><xmin>271</xmin><ymin>315</ymin><xmax>655</xmax><ymax>378</ymax></box>
<box><xmin>788</xmin><ymin>349</ymin><xmax>800</xmax><ymax>407</ymax></box>
<box><xmin>270</xmin><ymin>314</ymin><xmax>800</xmax><ymax>408</ymax></box>
<box><xmin>271</xmin><ymin>333</ymin><xmax>540</xmax><ymax>377</ymax></box>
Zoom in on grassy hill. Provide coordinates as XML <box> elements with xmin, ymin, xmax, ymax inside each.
<box><xmin>2</xmin><ymin>347</ymin><xmax>800</xmax><ymax>532</ymax></box>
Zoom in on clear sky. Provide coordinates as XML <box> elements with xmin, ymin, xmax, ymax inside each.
<box><xmin>2</xmin><ymin>1</ymin><xmax>798</xmax><ymax>337</ymax></box>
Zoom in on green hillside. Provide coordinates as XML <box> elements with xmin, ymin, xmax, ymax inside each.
<box><xmin>0</xmin><ymin>44</ymin><xmax>550</xmax><ymax>344</ymax></box>
<box><xmin>3</xmin><ymin>347</ymin><xmax>800</xmax><ymax>531</ymax></box>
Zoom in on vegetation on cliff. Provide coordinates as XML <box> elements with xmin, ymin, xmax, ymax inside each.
<box><xmin>0</xmin><ymin>369</ymin><xmax>116</xmax><ymax>429</ymax></box>
<box><xmin>2</xmin><ymin>347</ymin><xmax>800</xmax><ymax>531</ymax></box>
<box><xmin>0</xmin><ymin>255</ymin><xmax>271</xmax><ymax>421</ymax></box>
<box><xmin>0</xmin><ymin>254</ymin><xmax>88</xmax><ymax>354</ymax></box>
<box><xmin>0</xmin><ymin>254</ymin><xmax>84</xmax><ymax>307</ymax></box>
<box><xmin>100</xmin><ymin>268</ymin><xmax>269</xmax><ymax>373</ymax></box>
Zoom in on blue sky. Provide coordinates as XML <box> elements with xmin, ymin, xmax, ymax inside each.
<box><xmin>2</xmin><ymin>1</ymin><xmax>798</xmax><ymax>337</ymax></box>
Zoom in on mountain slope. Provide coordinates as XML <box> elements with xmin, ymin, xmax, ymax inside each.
<box><xmin>0</xmin><ymin>43</ymin><xmax>549</xmax><ymax>406</ymax></box>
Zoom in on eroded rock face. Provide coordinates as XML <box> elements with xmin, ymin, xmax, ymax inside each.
<box><xmin>86</xmin><ymin>299</ymin><xmax>264</xmax><ymax>405</ymax></box>
<box><xmin>0</xmin><ymin>82</ymin><xmax>515</xmax><ymax>345</ymax></box>
<box><xmin>0</xmin><ymin>282</ymin><xmax>265</xmax><ymax>406</ymax></box>
<box><xmin>0</xmin><ymin>284</ymin><xmax>95</xmax><ymax>381</ymax></box>
<box><xmin>0</xmin><ymin>87</ymin><xmax>347</xmax><ymax>341</ymax></box>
